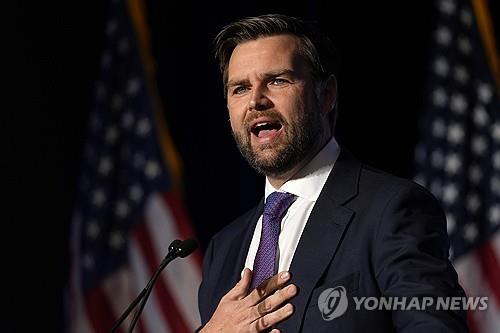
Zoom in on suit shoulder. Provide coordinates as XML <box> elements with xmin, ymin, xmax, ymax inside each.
<box><xmin>211</xmin><ymin>202</ymin><xmax>262</xmax><ymax>242</ymax></box>
<box><xmin>358</xmin><ymin>163</ymin><xmax>440</xmax><ymax>204</ymax></box>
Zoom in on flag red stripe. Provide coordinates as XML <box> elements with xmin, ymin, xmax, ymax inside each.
<box><xmin>466</xmin><ymin>307</ymin><xmax>479</xmax><ymax>333</ymax></box>
<box><xmin>134</xmin><ymin>220</ymin><xmax>192</xmax><ymax>332</ymax></box>
<box><xmin>137</xmin><ymin>318</ymin><xmax>146</xmax><ymax>333</ymax></box>
<box><xmin>476</xmin><ymin>241</ymin><xmax>500</xmax><ymax>304</ymax></box>
<box><xmin>85</xmin><ymin>286</ymin><xmax>123</xmax><ymax>333</ymax></box>
<box><xmin>162</xmin><ymin>192</ymin><xmax>203</xmax><ymax>268</ymax></box>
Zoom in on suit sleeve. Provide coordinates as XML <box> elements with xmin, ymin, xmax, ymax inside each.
<box><xmin>373</xmin><ymin>182</ymin><xmax>468</xmax><ymax>332</ymax></box>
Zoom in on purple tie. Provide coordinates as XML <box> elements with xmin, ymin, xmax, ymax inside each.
<box><xmin>250</xmin><ymin>191</ymin><xmax>296</xmax><ymax>290</ymax></box>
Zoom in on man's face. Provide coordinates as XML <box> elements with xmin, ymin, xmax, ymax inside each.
<box><xmin>226</xmin><ymin>34</ymin><xmax>328</xmax><ymax>176</ymax></box>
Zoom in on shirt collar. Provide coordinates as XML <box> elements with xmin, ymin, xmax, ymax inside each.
<box><xmin>264</xmin><ymin>136</ymin><xmax>341</xmax><ymax>202</ymax></box>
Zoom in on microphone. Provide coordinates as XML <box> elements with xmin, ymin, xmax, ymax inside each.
<box><xmin>173</xmin><ymin>238</ymin><xmax>198</xmax><ymax>258</ymax></box>
<box><xmin>110</xmin><ymin>238</ymin><xmax>199</xmax><ymax>333</ymax></box>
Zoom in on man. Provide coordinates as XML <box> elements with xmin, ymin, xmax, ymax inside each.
<box><xmin>198</xmin><ymin>14</ymin><xmax>468</xmax><ymax>332</ymax></box>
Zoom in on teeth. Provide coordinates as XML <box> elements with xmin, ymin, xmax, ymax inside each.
<box><xmin>255</xmin><ymin>122</ymin><xmax>269</xmax><ymax>128</ymax></box>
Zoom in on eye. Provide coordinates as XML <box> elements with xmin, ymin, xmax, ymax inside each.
<box><xmin>269</xmin><ymin>78</ymin><xmax>288</xmax><ymax>86</ymax></box>
<box><xmin>231</xmin><ymin>86</ymin><xmax>248</xmax><ymax>95</ymax></box>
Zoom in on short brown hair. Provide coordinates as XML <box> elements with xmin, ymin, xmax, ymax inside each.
<box><xmin>214</xmin><ymin>14</ymin><xmax>339</xmax><ymax>90</ymax></box>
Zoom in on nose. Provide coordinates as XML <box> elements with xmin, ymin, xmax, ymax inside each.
<box><xmin>248</xmin><ymin>86</ymin><xmax>272</xmax><ymax>111</ymax></box>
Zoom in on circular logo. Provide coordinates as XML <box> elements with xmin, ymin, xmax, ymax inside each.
<box><xmin>317</xmin><ymin>286</ymin><xmax>348</xmax><ymax>321</ymax></box>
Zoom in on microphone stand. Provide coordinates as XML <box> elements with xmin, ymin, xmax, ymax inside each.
<box><xmin>126</xmin><ymin>252</ymin><xmax>177</xmax><ymax>332</ymax></box>
<box><xmin>110</xmin><ymin>239</ymin><xmax>186</xmax><ymax>333</ymax></box>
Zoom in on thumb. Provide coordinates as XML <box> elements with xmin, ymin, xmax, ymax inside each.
<box><xmin>229</xmin><ymin>268</ymin><xmax>252</xmax><ymax>300</ymax></box>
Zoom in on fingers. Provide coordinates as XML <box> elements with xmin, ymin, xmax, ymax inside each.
<box><xmin>225</xmin><ymin>268</ymin><xmax>252</xmax><ymax>300</ymax></box>
<box><xmin>253</xmin><ymin>303</ymin><xmax>294</xmax><ymax>332</ymax></box>
<box><xmin>253</xmin><ymin>284</ymin><xmax>297</xmax><ymax>319</ymax></box>
<box><xmin>246</xmin><ymin>271</ymin><xmax>291</xmax><ymax>305</ymax></box>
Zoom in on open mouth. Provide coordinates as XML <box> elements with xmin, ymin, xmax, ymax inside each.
<box><xmin>250</xmin><ymin>121</ymin><xmax>283</xmax><ymax>139</ymax></box>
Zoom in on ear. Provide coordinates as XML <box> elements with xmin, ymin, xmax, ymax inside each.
<box><xmin>321</xmin><ymin>75</ymin><xmax>337</xmax><ymax>115</ymax></box>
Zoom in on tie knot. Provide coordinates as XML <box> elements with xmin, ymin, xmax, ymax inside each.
<box><xmin>264</xmin><ymin>192</ymin><xmax>296</xmax><ymax>219</ymax></box>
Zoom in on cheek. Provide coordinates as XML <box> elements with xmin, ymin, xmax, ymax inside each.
<box><xmin>227</xmin><ymin>106</ymin><xmax>244</xmax><ymax>130</ymax></box>
<box><xmin>281</xmin><ymin>95</ymin><xmax>306</xmax><ymax>121</ymax></box>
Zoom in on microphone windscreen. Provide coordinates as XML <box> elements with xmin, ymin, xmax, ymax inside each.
<box><xmin>168</xmin><ymin>239</ymin><xmax>182</xmax><ymax>253</ymax></box>
<box><xmin>178</xmin><ymin>239</ymin><xmax>198</xmax><ymax>258</ymax></box>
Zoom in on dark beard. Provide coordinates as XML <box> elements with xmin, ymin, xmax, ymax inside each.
<box><xmin>232</xmin><ymin>108</ymin><xmax>324</xmax><ymax>177</ymax></box>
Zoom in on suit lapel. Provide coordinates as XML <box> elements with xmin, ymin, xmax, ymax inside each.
<box><xmin>213</xmin><ymin>200</ymin><xmax>264</xmax><ymax>301</ymax></box>
<box><xmin>276</xmin><ymin>149</ymin><xmax>361</xmax><ymax>331</ymax></box>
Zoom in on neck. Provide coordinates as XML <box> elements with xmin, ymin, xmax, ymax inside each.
<box><xmin>267</xmin><ymin>135</ymin><xmax>331</xmax><ymax>189</ymax></box>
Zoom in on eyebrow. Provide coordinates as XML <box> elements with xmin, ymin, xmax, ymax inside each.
<box><xmin>226</xmin><ymin>69</ymin><xmax>297</xmax><ymax>88</ymax></box>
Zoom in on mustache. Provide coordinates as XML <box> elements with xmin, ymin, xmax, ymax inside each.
<box><xmin>243</xmin><ymin>110</ymin><xmax>286</xmax><ymax>131</ymax></box>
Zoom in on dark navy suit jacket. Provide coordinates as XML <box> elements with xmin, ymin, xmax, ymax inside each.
<box><xmin>198</xmin><ymin>150</ymin><xmax>468</xmax><ymax>332</ymax></box>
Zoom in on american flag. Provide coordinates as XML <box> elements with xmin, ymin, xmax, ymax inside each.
<box><xmin>68</xmin><ymin>0</ymin><xmax>202</xmax><ymax>332</ymax></box>
<box><xmin>414</xmin><ymin>0</ymin><xmax>500</xmax><ymax>331</ymax></box>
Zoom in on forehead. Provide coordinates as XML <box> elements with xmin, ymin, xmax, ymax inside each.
<box><xmin>227</xmin><ymin>35</ymin><xmax>305</xmax><ymax>77</ymax></box>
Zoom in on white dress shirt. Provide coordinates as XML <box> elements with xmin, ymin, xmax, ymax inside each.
<box><xmin>244</xmin><ymin>136</ymin><xmax>341</xmax><ymax>275</ymax></box>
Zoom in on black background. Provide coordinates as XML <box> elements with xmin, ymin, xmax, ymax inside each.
<box><xmin>10</xmin><ymin>0</ymin><xmax>496</xmax><ymax>331</ymax></box>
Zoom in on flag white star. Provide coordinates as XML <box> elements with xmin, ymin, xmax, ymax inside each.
<box><xmin>129</xmin><ymin>184</ymin><xmax>143</xmax><ymax>202</ymax></box>
<box><xmin>453</xmin><ymin>65</ymin><xmax>469</xmax><ymax>84</ymax></box>
<box><xmin>92</xmin><ymin>189</ymin><xmax>107</xmax><ymax>207</ymax></box>
<box><xmin>83</xmin><ymin>254</ymin><xmax>95</xmax><ymax>269</ymax></box>
<box><xmin>473</xmin><ymin>105</ymin><xmax>488</xmax><ymax>127</ymax></box>
<box><xmin>460</xmin><ymin>9</ymin><xmax>472</xmax><ymax>27</ymax></box>
<box><xmin>109</xmin><ymin>231</ymin><xmax>125</xmax><ymax>250</ymax></box>
<box><xmin>432</xmin><ymin>118</ymin><xmax>447</xmax><ymax>138</ymax></box>
<box><xmin>447</xmin><ymin>123</ymin><xmax>464</xmax><ymax>144</ymax></box>
<box><xmin>126</xmin><ymin>78</ymin><xmax>141</xmax><ymax>96</ymax></box>
<box><xmin>121</xmin><ymin>110</ymin><xmax>134</xmax><ymax>129</ymax></box>
<box><xmin>493</xmin><ymin>151</ymin><xmax>500</xmax><ymax>170</ymax></box>
<box><xmin>445</xmin><ymin>154</ymin><xmax>462</xmax><ymax>174</ymax></box>
<box><xmin>145</xmin><ymin>160</ymin><xmax>161</xmax><ymax>179</ymax></box>
<box><xmin>471</xmin><ymin>135</ymin><xmax>488</xmax><ymax>155</ymax></box>
<box><xmin>443</xmin><ymin>183</ymin><xmax>459</xmax><ymax>205</ymax></box>
<box><xmin>458</xmin><ymin>36</ymin><xmax>472</xmax><ymax>54</ymax></box>
<box><xmin>492</xmin><ymin>122</ymin><xmax>500</xmax><ymax>142</ymax></box>
<box><xmin>115</xmin><ymin>200</ymin><xmax>130</xmax><ymax>218</ymax></box>
<box><xmin>466</xmin><ymin>193</ymin><xmax>481</xmax><ymax>213</ymax></box>
<box><xmin>439</xmin><ymin>0</ymin><xmax>456</xmax><ymax>15</ymax></box>
<box><xmin>98</xmin><ymin>156</ymin><xmax>113</xmax><ymax>176</ymax></box>
<box><xmin>137</xmin><ymin>118</ymin><xmax>151</xmax><ymax>136</ymax></box>
<box><xmin>432</xmin><ymin>88</ymin><xmax>448</xmax><ymax>107</ymax></box>
<box><xmin>434</xmin><ymin>57</ymin><xmax>449</xmax><ymax>77</ymax></box>
<box><xmin>491</xmin><ymin>176</ymin><xmax>500</xmax><ymax>196</ymax></box>
<box><xmin>450</xmin><ymin>93</ymin><xmax>467</xmax><ymax>114</ymax></box>
<box><xmin>86</xmin><ymin>221</ymin><xmax>100</xmax><ymax>239</ymax></box>
<box><xmin>435</xmin><ymin>26</ymin><xmax>452</xmax><ymax>45</ymax></box>
<box><xmin>469</xmin><ymin>165</ymin><xmax>483</xmax><ymax>184</ymax></box>
<box><xmin>489</xmin><ymin>205</ymin><xmax>500</xmax><ymax>225</ymax></box>
<box><xmin>105</xmin><ymin>126</ymin><xmax>119</xmax><ymax>144</ymax></box>
<box><xmin>477</xmin><ymin>83</ymin><xmax>492</xmax><ymax>104</ymax></box>
<box><xmin>463</xmin><ymin>223</ymin><xmax>478</xmax><ymax>243</ymax></box>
